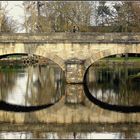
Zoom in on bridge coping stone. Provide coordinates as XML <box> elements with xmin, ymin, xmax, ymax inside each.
<box><xmin>1</xmin><ymin>33</ymin><xmax>140</xmax><ymax>43</ymax></box>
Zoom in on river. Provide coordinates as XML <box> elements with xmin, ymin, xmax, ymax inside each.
<box><xmin>0</xmin><ymin>62</ymin><xmax>139</xmax><ymax>139</ymax></box>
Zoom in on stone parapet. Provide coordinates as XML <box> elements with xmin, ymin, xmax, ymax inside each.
<box><xmin>1</xmin><ymin>33</ymin><xmax>140</xmax><ymax>43</ymax></box>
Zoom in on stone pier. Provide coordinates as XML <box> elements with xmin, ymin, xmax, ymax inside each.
<box><xmin>65</xmin><ymin>59</ymin><xmax>85</xmax><ymax>83</ymax></box>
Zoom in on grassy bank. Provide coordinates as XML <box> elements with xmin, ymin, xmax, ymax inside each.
<box><xmin>93</xmin><ymin>57</ymin><xmax>140</xmax><ymax>66</ymax></box>
<box><xmin>0</xmin><ymin>57</ymin><xmax>139</xmax><ymax>68</ymax></box>
<box><xmin>102</xmin><ymin>57</ymin><xmax>140</xmax><ymax>62</ymax></box>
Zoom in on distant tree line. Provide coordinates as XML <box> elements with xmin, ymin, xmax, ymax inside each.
<box><xmin>1</xmin><ymin>1</ymin><xmax>140</xmax><ymax>33</ymax></box>
<box><xmin>22</xmin><ymin>1</ymin><xmax>94</xmax><ymax>33</ymax></box>
<box><xmin>95</xmin><ymin>1</ymin><xmax>140</xmax><ymax>32</ymax></box>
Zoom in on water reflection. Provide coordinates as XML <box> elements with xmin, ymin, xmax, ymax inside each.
<box><xmin>0</xmin><ymin>63</ymin><xmax>140</xmax><ymax>139</ymax></box>
<box><xmin>0</xmin><ymin>65</ymin><xmax>64</xmax><ymax>107</ymax></box>
<box><xmin>0</xmin><ymin>132</ymin><xmax>32</xmax><ymax>139</ymax></box>
<box><xmin>86</xmin><ymin>65</ymin><xmax>140</xmax><ymax>106</ymax></box>
<box><xmin>0</xmin><ymin>131</ymin><xmax>140</xmax><ymax>139</ymax></box>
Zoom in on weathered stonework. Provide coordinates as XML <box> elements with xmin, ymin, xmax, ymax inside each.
<box><xmin>65</xmin><ymin>84</ymin><xmax>84</xmax><ymax>104</ymax></box>
<box><xmin>0</xmin><ymin>33</ymin><xmax>140</xmax><ymax>83</ymax></box>
<box><xmin>65</xmin><ymin>59</ymin><xmax>85</xmax><ymax>83</ymax></box>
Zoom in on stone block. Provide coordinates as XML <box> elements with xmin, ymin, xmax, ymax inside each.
<box><xmin>65</xmin><ymin>84</ymin><xmax>84</xmax><ymax>104</ymax></box>
<box><xmin>65</xmin><ymin>59</ymin><xmax>85</xmax><ymax>83</ymax></box>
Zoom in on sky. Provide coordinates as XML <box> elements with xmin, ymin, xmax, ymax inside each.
<box><xmin>4</xmin><ymin>1</ymin><xmax>24</xmax><ymax>20</ymax></box>
<box><xmin>1</xmin><ymin>1</ymin><xmax>24</xmax><ymax>32</ymax></box>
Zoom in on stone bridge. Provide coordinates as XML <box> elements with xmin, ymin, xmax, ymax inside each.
<box><xmin>0</xmin><ymin>32</ymin><xmax>140</xmax><ymax>83</ymax></box>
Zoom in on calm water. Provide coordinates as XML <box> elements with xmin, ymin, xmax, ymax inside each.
<box><xmin>87</xmin><ymin>65</ymin><xmax>140</xmax><ymax>106</ymax></box>
<box><xmin>0</xmin><ymin>63</ymin><xmax>140</xmax><ymax>139</ymax></box>
<box><xmin>0</xmin><ymin>131</ymin><xmax>140</xmax><ymax>139</ymax></box>
<box><xmin>0</xmin><ymin>65</ymin><xmax>64</xmax><ymax>106</ymax></box>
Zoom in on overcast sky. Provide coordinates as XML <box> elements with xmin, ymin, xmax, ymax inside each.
<box><xmin>6</xmin><ymin>1</ymin><xmax>23</xmax><ymax>20</ymax></box>
<box><xmin>2</xmin><ymin>1</ymin><xmax>24</xmax><ymax>32</ymax></box>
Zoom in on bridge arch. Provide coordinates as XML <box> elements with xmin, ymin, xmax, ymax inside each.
<box><xmin>84</xmin><ymin>45</ymin><xmax>140</xmax><ymax>70</ymax></box>
<box><xmin>83</xmin><ymin>45</ymin><xmax>140</xmax><ymax>113</ymax></box>
<box><xmin>0</xmin><ymin>52</ymin><xmax>65</xmax><ymax>71</ymax></box>
<box><xmin>34</xmin><ymin>51</ymin><xmax>65</xmax><ymax>71</ymax></box>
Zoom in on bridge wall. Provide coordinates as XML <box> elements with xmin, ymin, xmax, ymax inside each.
<box><xmin>85</xmin><ymin>43</ymin><xmax>140</xmax><ymax>68</ymax></box>
<box><xmin>0</xmin><ymin>33</ymin><xmax>140</xmax><ymax>83</ymax></box>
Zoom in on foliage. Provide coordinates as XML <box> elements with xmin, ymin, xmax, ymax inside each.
<box><xmin>96</xmin><ymin>1</ymin><xmax>112</xmax><ymax>26</ymax></box>
<box><xmin>22</xmin><ymin>1</ymin><xmax>94</xmax><ymax>33</ymax></box>
<box><xmin>95</xmin><ymin>1</ymin><xmax>140</xmax><ymax>32</ymax></box>
<box><xmin>1</xmin><ymin>1</ymin><xmax>140</xmax><ymax>33</ymax></box>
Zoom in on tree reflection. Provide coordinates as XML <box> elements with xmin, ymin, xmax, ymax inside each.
<box><xmin>24</xmin><ymin>64</ymin><xmax>64</xmax><ymax>106</ymax></box>
<box><xmin>0</xmin><ymin>67</ymin><xmax>19</xmax><ymax>101</ymax></box>
<box><xmin>87</xmin><ymin>65</ymin><xmax>140</xmax><ymax>106</ymax></box>
<box><xmin>0</xmin><ymin>63</ymin><xmax>64</xmax><ymax>106</ymax></box>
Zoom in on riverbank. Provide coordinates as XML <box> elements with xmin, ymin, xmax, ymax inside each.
<box><xmin>0</xmin><ymin>57</ymin><xmax>139</xmax><ymax>67</ymax></box>
<box><xmin>93</xmin><ymin>57</ymin><xmax>140</xmax><ymax>66</ymax></box>
<box><xmin>0</xmin><ymin>56</ymin><xmax>54</xmax><ymax>67</ymax></box>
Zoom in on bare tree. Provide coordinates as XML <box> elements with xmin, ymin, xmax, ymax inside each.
<box><xmin>22</xmin><ymin>1</ymin><xmax>38</xmax><ymax>33</ymax></box>
<box><xmin>0</xmin><ymin>2</ymin><xmax>18</xmax><ymax>33</ymax></box>
<box><xmin>22</xmin><ymin>1</ymin><xmax>94</xmax><ymax>33</ymax></box>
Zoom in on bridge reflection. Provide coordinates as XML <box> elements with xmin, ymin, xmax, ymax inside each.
<box><xmin>0</xmin><ymin>63</ymin><xmax>139</xmax><ymax>124</ymax></box>
<box><xmin>0</xmin><ymin>123</ymin><xmax>140</xmax><ymax>139</ymax></box>
<box><xmin>0</xmin><ymin>83</ymin><xmax>140</xmax><ymax>124</ymax></box>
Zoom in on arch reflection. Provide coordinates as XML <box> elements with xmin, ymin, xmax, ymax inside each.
<box><xmin>0</xmin><ymin>61</ymin><xmax>65</xmax><ymax>112</ymax></box>
<box><xmin>84</xmin><ymin>64</ymin><xmax>140</xmax><ymax>113</ymax></box>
